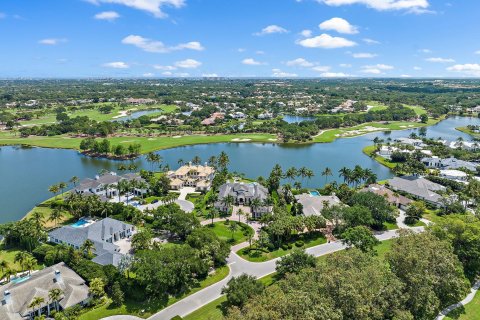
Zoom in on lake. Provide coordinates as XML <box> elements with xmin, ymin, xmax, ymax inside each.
<box><xmin>0</xmin><ymin>116</ymin><xmax>478</xmax><ymax>224</ymax></box>
<box><xmin>282</xmin><ymin>115</ymin><xmax>317</xmax><ymax>123</ymax></box>
<box><xmin>115</xmin><ymin>109</ymin><xmax>163</xmax><ymax>122</ymax></box>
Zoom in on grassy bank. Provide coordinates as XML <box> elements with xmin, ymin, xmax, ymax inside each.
<box><xmin>362</xmin><ymin>145</ymin><xmax>397</xmax><ymax>169</ymax></box>
<box><xmin>457</xmin><ymin>126</ymin><xmax>480</xmax><ymax>138</ymax></box>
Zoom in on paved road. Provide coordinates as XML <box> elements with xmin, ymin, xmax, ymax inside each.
<box><xmin>102</xmin><ymin>227</ymin><xmax>423</xmax><ymax>320</ymax></box>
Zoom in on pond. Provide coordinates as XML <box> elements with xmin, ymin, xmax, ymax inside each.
<box><xmin>114</xmin><ymin>109</ymin><xmax>164</xmax><ymax>122</ymax></box>
<box><xmin>282</xmin><ymin>115</ymin><xmax>317</xmax><ymax>124</ymax></box>
<box><xmin>0</xmin><ymin>116</ymin><xmax>478</xmax><ymax>224</ymax></box>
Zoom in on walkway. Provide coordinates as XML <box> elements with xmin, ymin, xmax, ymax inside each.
<box><xmin>436</xmin><ymin>280</ymin><xmax>480</xmax><ymax>320</ymax></box>
<box><xmin>137</xmin><ymin>187</ymin><xmax>196</xmax><ymax>213</ymax></box>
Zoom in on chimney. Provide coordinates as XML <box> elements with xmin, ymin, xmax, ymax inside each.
<box><xmin>54</xmin><ymin>270</ymin><xmax>62</xmax><ymax>283</ymax></box>
<box><xmin>95</xmin><ymin>175</ymin><xmax>100</xmax><ymax>180</ymax></box>
<box><xmin>4</xmin><ymin>290</ymin><xmax>11</xmax><ymax>304</ymax></box>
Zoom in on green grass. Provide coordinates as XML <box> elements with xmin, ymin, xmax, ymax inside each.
<box><xmin>238</xmin><ymin>232</ymin><xmax>327</xmax><ymax>262</ymax></box>
<box><xmin>383</xmin><ymin>221</ymin><xmax>398</xmax><ymax>230</ymax></box>
<box><xmin>79</xmin><ymin>265</ymin><xmax>229</xmax><ymax>320</ymax></box>
<box><xmin>423</xmin><ymin>209</ymin><xmax>444</xmax><ymax>224</ymax></box>
<box><xmin>23</xmin><ymin>194</ymin><xmax>74</xmax><ymax>229</ymax></box>
<box><xmin>208</xmin><ymin>221</ymin><xmax>253</xmax><ymax>245</ymax></box>
<box><xmin>445</xmin><ymin>289</ymin><xmax>480</xmax><ymax>320</ymax></box>
<box><xmin>0</xmin><ymin>244</ymin><xmax>42</xmax><ymax>272</ymax></box>
<box><xmin>362</xmin><ymin>145</ymin><xmax>398</xmax><ymax>169</ymax></box>
<box><xmin>405</xmin><ymin>219</ymin><xmax>427</xmax><ymax>227</ymax></box>
<box><xmin>457</xmin><ymin>126</ymin><xmax>480</xmax><ymax>138</ymax></box>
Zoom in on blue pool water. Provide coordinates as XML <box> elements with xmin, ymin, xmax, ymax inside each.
<box><xmin>71</xmin><ymin>219</ymin><xmax>89</xmax><ymax>228</ymax></box>
<box><xmin>310</xmin><ymin>191</ymin><xmax>320</xmax><ymax>196</ymax></box>
<box><xmin>11</xmin><ymin>276</ymin><xmax>30</xmax><ymax>284</ymax></box>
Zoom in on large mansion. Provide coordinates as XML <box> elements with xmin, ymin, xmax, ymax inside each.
<box><xmin>75</xmin><ymin>172</ymin><xmax>148</xmax><ymax>200</ymax></box>
<box><xmin>215</xmin><ymin>182</ymin><xmax>272</xmax><ymax>218</ymax></box>
<box><xmin>168</xmin><ymin>164</ymin><xmax>216</xmax><ymax>191</ymax></box>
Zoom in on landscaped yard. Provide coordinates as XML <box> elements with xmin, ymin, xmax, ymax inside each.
<box><xmin>78</xmin><ymin>265</ymin><xmax>229</xmax><ymax>320</ymax></box>
<box><xmin>208</xmin><ymin>221</ymin><xmax>254</xmax><ymax>245</ymax></box>
<box><xmin>0</xmin><ymin>245</ymin><xmax>42</xmax><ymax>273</ymax></box>
<box><xmin>237</xmin><ymin>231</ymin><xmax>327</xmax><ymax>262</ymax></box>
<box><xmin>445</xmin><ymin>289</ymin><xmax>480</xmax><ymax>320</ymax></box>
<box><xmin>23</xmin><ymin>195</ymin><xmax>74</xmax><ymax>229</ymax></box>
<box><xmin>362</xmin><ymin>145</ymin><xmax>398</xmax><ymax>169</ymax></box>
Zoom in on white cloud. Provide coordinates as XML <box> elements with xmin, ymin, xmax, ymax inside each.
<box><xmin>319</xmin><ymin>17</ymin><xmax>358</xmax><ymax>34</ymax></box>
<box><xmin>202</xmin><ymin>73</ymin><xmax>218</xmax><ymax>77</ymax></box>
<box><xmin>400</xmin><ymin>74</ymin><xmax>412</xmax><ymax>78</ymax></box>
<box><xmin>86</xmin><ymin>0</ymin><xmax>185</xmax><ymax>18</ymax></box>
<box><xmin>256</xmin><ymin>50</ymin><xmax>265</xmax><ymax>55</ymax></box>
<box><xmin>312</xmin><ymin>65</ymin><xmax>331</xmax><ymax>72</ymax></box>
<box><xmin>103</xmin><ymin>61</ymin><xmax>129</xmax><ymax>69</ymax></box>
<box><xmin>162</xmin><ymin>71</ymin><xmax>173</xmax><ymax>76</ymax></box>
<box><xmin>419</xmin><ymin>48</ymin><xmax>432</xmax><ymax>53</ymax></box>
<box><xmin>242</xmin><ymin>58</ymin><xmax>264</xmax><ymax>65</ymax></box>
<box><xmin>237</xmin><ymin>48</ymin><xmax>246</xmax><ymax>52</ymax></box>
<box><xmin>174</xmin><ymin>59</ymin><xmax>202</xmax><ymax>69</ymax></box>
<box><xmin>362</xmin><ymin>68</ymin><xmax>382</xmax><ymax>74</ymax></box>
<box><xmin>254</xmin><ymin>25</ymin><xmax>288</xmax><ymax>36</ymax></box>
<box><xmin>143</xmin><ymin>72</ymin><xmax>155</xmax><ymax>77</ymax></box>
<box><xmin>361</xmin><ymin>64</ymin><xmax>393</xmax><ymax>74</ymax></box>
<box><xmin>363</xmin><ymin>38</ymin><xmax>380</xmax><ymax>45</ymax></box>
<box><xmin>94</xmin><ymin>11</ymin><xmax>120</xmax><ymax>21</ymax></box>
<box><xmin>413</xmin><ymin>66</ymin><xmax>422</xmax><ymax>70</ymax></box>
<box><xmin>320</xmin><ymin>72</ymin><xmax>350</xmax><ymax>77</ymax></box>
<box><xmin>300</xmin><ymin>29</ymin><xmax>313</xmax><ymax>37</ymax></box>
<box><xmin>297</xmin><ymin>33</ymin><xmax>356</xmax><ymax>49</ymax></box>
<box><xmin>340</xmin><ymin>63</ymin><xmax>352</xmax><ymax>67</ymax></box>
<box><xmin>153</xmin><ymin>65</ymin><xmax>176</xmax><ymax>70</ymax></box>
<box><xmin>121</xmin><ymin>35</ymin><xmax>204</xmax><ymax>53</ymax></box>
<box><xmin>475</xmin><ymin>50</ymin><xmax>480</xmax><ymax>55</ymax></box>
<box><xmin>426</xmin><ymin>57</ymin><xmax>455</xmax><ymax>63</ymax></box>
<box><xmin>38</xmin><ymin>38</ymin><xmax>67</xmax><ymax>45</ymax></box>
<box><xmin>319</xmin><ymin>0</ymin><xmax>431</xmax><ymax>13</ymax></box>
<box><xmin>286</xmin><ymin>58</ymin><xmax>315</xmax><ymax>67</ymax></box>
<box><xmin>271</xmin><ymin>69</ymin><xmax>298</xmax><ymax>77</ymax></box>
<box><xmin>447</xmin><ymin>64</ymin><xmax>480</xmax><ymax>77</ymax></box>
<box><xmin>352</xmin><ymin>52</ymin><xmax>377</xmax><ymax>58</ymax></box>
<box><xmin>175</xmin><ymin>72</ymin><xmax>190</xmax><ymax>77</ymax></box>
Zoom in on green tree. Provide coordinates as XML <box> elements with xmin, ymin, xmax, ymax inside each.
<box><xmin>275</xmin><ymin>249</ymin><xmax>316</xmax><ymax>278</ymax></box>
<box><xmin>89</xmin><ymin>278</ymin><xmax>106</xmax><ymax>300</ymax></box>
<box><xmin>404</xmin><ymin>201</ymin><xmax>426</xmax><ymax>225</ymax></box>
<box><xmin>342</xmin><ymin>226</ymin><xmax>380</xmax><ymax>254</ymax></box>
<box><xmin>110</xmin><ymin>281</ymin><xmax>124</xmax><ymax>307</ymax></box>
<box><xmin>222</xmin><ymin>273</ymin><xmax>265</xmax><ymax>308</ymax></box>
<box><xmin>131</xmin><ymin>229</ymin><xmax>153</xmax><ymax>252</ymax></box>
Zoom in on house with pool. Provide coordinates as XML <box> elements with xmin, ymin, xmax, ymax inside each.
<box><xmin>0</xmin><ymin>262</ymin><xmax>89</xmax><ymax>320</ymax></box>
<box><xmin>75</xmin><ymin>172</ymin><xmax>148</xmax><ymax>199</ymax></box>
<box><xmin>294</xmin><ymin>193</ymin><xmax>341</xmax><ymax>217</ymax></box>
<box><xmin>168</xmin><ymin>163</ymin><xmax>216</xmax><ymax>192</ymax></box>
<box><xmin>48</xmin><ymin>217</ymin><xmax>134</xmax><ymax>267</ymax></box>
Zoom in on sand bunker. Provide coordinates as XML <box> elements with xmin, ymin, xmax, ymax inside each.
<box><xmin>112</xmin><ymin>108</ymin><xmax>138</xmax><ymax>119</ymax></box>
<box><xmin>172</xmin><ymin>135</ymin><xmax>182</xmax><ymax>138</ymax></box>
<box><xmin>335</xmin><ymin>126</ymin><xmax>388</xmax><ymax>137</ymax></box>
<box><xmin>232</xmin><ymin>138</ymin><xmax>252</xmax><ymax>142</ymax></box>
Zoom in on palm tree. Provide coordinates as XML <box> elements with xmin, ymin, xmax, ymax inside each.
<box><xmin>206</xmin><ymin>209</ymin><xmax>217</xmax><ymax>225</ymax></box>
<box><xmin>218</xmin><ymin>151</ymin><xmax>230</xmax><ymax>170</ymax></box>
<box><xmin>14</xmin><ymin>252</ymin><xmax>29</xmax><ymax>273</ymax></box>
<box><xmin>338</xmin><ymin>167</ymin><xmax>352</xmax><ymax>185</ymax></box>
<box><xmin>48</xmin><ymin>288</ymin><xmax>63</xmax><ymax>313</ymax></box>
<box><xmin>30</xmin><ymin>211</ymin><xmax>45</xmax><ymax>230</ymax></box>
<box><xmin>25</xmin><ymin>257</ymin><xmax>37</xmax><ymax>275</ymax></box>
<box><xmin>58</xmin><ymin>182</ymin><xmax>67</xmax><ymax>198</ymax></box>
<box><xmin>192</xmin><ymin>155</ymin><xmax>202</xmax><ymax>166</ymax></box>
<box><xmin>0</xmin><ymin>260</ymin><xmax>9</xmax><ymax>279</ymax></box>
<box><xmin>250</xmin><ymin>198</ymin><xmax>261</xmax><ymax>215</ymax></box>
<box><xmin>229</xmin><ymin>222</ymin><xmax>238</xmax><ymax>240</ymax></box>
<box><xmin>285</xmin><ymin>167</ymin><xmax>298</xmax><ymax>184</ymax></box>
<box><xmin>208</xmin><ymin>156</ymin><xmax>217</xmax><ymax>168</ymax></box>
<box><xmin>81</xmin><ymin>239</ymin><xmax>95</xmax><ymax>257</ymax></box>
<box><xmin>177</xmin><ymin>158</ymin><xmax>185</xmax><ymax>166</ymax></box>
<box><xmin>293</xmin><ymin>181</ymin><xmax>302</xmax><ymax>190</ymax></box>
<box><xmin>221</xmin><ymin>195</ymin><xmax>235</xmax><ymax>214</ymax></box>
<box><xmin>28</xmin><ymin>296</ymin><xmax>45</xmax><ymax>318</ymax></box>
<box><xmin>69</xmin><ymin>176</ymin><xmax>79</xmax><ymax>188</ymax></box>
<box><xmin>48</xmin><ymin>184</ymin><xmax>60</xmax><ymax>200</ymax></box>
<box><xmin>298</xmin><ymin>167</ymin><xmax>309</xmax><ymax>185</ymax></box>
<box><xmin>49</xmin><ymin>209</ymin><xmax>63</xmax><ymax>228</ymax></box>
<box><xmin>321</xmin><ymin>167</ymin><xmax>333</xmax><ymax>184</ymax></box>
<box><xmin>237</xmin><ymin>208</ymin><xmax>245</xmax><ymax>223</ymax></box>
<box><xmin>3</xmin><ymin>268</ymin><xmax>14</xmax><ymax>282</ymax></box>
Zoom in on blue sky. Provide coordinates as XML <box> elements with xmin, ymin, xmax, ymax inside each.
<box><xmin>1</xmin><ymin>0</ymin><xmax>479</xmax><ymax>78</ymax></box>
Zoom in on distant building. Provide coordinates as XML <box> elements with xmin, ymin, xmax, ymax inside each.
<box><xmin>439</xmin><ymin>169</ymin><xmax>468</xmax><ymax>182</ymax></box>
<box><xmin>377</xmin><ymin>146</ymin><xmax>412</xmax><ymax>160</ymax></box>
<box><xmin>395</xmin><ymin>137</ymin><xmax>425</xmax><ymax>148</ymax></box>
<box><xmin>167</xmin><ymin>163</ymin><xmax>216</xmax><ymax>191</ymax></box>
<box><xmin>48</xmin><ymin>218</ymin><xmax>134</xmax><ymax>266</ymax></box>
<box><xmin>75</xmin><ymin>172</ymin><xmax>147</xmax><ymax>199</ymax></box>
<box><xmin>421</xmin><ymin>156</ymin><xmax>479</xmax><ymax>172</ymax></box>
<box><xmin>294</xmin><ymin>194</ymin><xmax>341</xmax><ymax>217</ymax></box>
<box><xmin>201</xmin><ymin>112</ymin><xmax>225</xmax><ymax>125</ymax></box>
<box><xmin>215</xmin><ymin>182</ymin><xmax>272</xmax><ymax>218</ymax></box>
<box><xmin>387</xmin><ymin>176</ymin><xmax>446</xmax><ymax>207</ymax></box>
<box><xmin>0</xmin><ymin>262</ymin><xmax>89</xmax><ymax>320</ymax></box>
<box><xmin>361</xmin><ymin>184</ymin><xmax>412</xmax><ymax>209</ymax></box>
<box><xmin>125</xmin><ymin>98</ymin><xmax>156</xmax><ymax>105</ymax></box>
<box><xmin>449</xmin><ymin>141</ymin><xmax>480</xmax><ymax>151</ymax></box>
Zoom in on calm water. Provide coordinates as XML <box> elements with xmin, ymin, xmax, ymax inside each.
<box><xmin>0</xmin><ymin>116</ymin><xmax>478</xmax><ymax>224</ymax></box>
<box><xmin>115</xmin><ymin>109</ymin><xmax>163</xmax><ymax>122</ymax></box>
<box><xmin>282</xmin><ymin>115</ymin><xmax>317</xmax><ymax>123</ymax></box>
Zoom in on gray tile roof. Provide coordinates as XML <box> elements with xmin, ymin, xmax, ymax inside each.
<box><xmin>387</xmin><ymin>176</ymin><xmax>446</xmax><ymax>204</ymax></box>
<box><xmin>0</xmin><ymin>262</ymin><xmax>89</xmax><ymax>319</ymax></box>
<box><xmin>294</xmin><ymin>194</ymin><xmax>341</xmax><ymax>217</ymax></box>
<box><xmin>218</xmin><ymin>182</ymin><xmax>269</xmax><ymax>201</ymax></box>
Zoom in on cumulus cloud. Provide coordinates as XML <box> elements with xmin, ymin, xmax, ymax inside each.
<box><xmin>103</xmin><ymin>61</ymin><xmax>129</xmax><ymax>68</ymax></box>
<box><xmin>352</xmin><ymin>52</ymin><xmax>377</xmax><ymax>58</ymax></box>
<box><xmin>143</xmin><ymin>72</ymin><xmax>155</xmax><ymax>77</ymax></box>
<box><xmin>312</xmin><ymin>66</ymin><xmax>331</xmax><ymax>72</ymax></box>
<box><xmin>320</xmin><ymin>72</ymin><xmax>350</xmax><ymax>77</ymax></box>
<box><xmin>340</xmin><ymin>63</ymin><xmax>352</xmax><ymax>67</ymax></box>
<box><xmin>300</xmin><ymin>29</ymin><xmax>313</xmax><ymax>37</ymax></box>
<box><xmin>86</xmin><ymin>0</ymin><xmax>185</xmax><ymax>18</ymax></box>
<box><xmin>94</xmin><ymin>11</ymin><xmax>120</xmax><ymax>21</ymax></box>
<box><xmin>318</xmin><ymin>0</ymin><xmax>431</xmax><ymax>13</ymax></box>
<box><xmin>413</xmin><ymin>66</ymin><xmax>422</xmax><ymax>70</ymax></box>
<box><xmin>254</xmin><ymin>25</ymin><xmax>288</xmax><ymax>36</ymax></box>
<box><xmin>426</xmin><ymin>57</ymin><xmax>455</xmax><ymax>63</ymax></box>
<box><xmin>162</xmin><ymin>71</ymin><xmax>173</xmax><ymax>76</ymax></box>
<box><xmin>271</xmin><ymin>69</ymin><xmax>298</xmax><ymax>77</ymax></box>
<box><xmin>286</xmin><ymin>58</ymin><xmax>315</xmax><ymax>67</ymax></box>
<box><xmin>174</xmin><ymin>59</ymin><xmax>202</xmax><ymax>68</ymax></box>
<box><xmin>475</xmin><ymin>50</ymin><xmax>480</xmax><ymax>55</ymax></box>
<box><xmin>400</xmin><ymin>74</ymin><xmax>412</xmax><ymax>78</ymax></box>
<box><xmin>319</xmin><ymin>17</ymin><xmax>358</xmax><ymax>34</ymax></box>
<box><xmin>202</xmin><ymin>73</ymin><xmax>219</xmax><ymax>77</ymax></box>
<box><xmin>361</xmin><ymin>64</ymin><xmax>393</xmax><ymax>74</ymax></box>
<box><xmin>121</xmin><ymin>35</ymin><xmax>204</xmax><ymax>53</ymax></box>
<box><xmin>418</xmin><ymin>48</ymin><xmax>432</xmax><ymax>53</ymax></box>
<box><xmin>38</xmin><ymin>38</ymin><xmax>67</xmax><ymax>45</ymax></box>
<box><xmin>363</xmin><ymin>38</ymin><xmax>380</xmax><ymax>45</ymax></box>
<box><xmin>297</xmin><ymin>33</ymin><xmax>356</xmax><ymax>49</ymax></box>
<box><xmin>242</xmin><ymin>58</ymin><xmax>264</xmax><ymax>65</ymax></box>
<box><xmin>153</xmin><ymin>65</ymin><xmax>176</xmax><ymax>70</ymax></box>
<box><xmin>447</xmin><ymin>64</ymin><xmax>480</xmax><ymax>76</ymax></box>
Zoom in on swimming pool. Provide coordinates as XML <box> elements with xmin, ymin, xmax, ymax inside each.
<box><xmin>11</xmin><ymin>276</ymin><xmax>30</xmax><ymax>284</ymax></box>
<box><xmin>310</xmin><ymin>191</ymin><xmax>320</xmax><ymax>196</ymax></box>
<box><xmin>71</xmin><ymin>218</ymin><xmax>89</xmax><ymax>228</ymax></box>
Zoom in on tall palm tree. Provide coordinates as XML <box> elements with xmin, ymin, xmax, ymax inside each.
<box><xmin>177</xmin><ymin>158</ymin><xmax>185</xmax><ymax>166</ymax></box>
<box><xmin>81</xmin><ymin>239</ymin><xmax>95</xmax><ymax>257</ymax></box>
<box><xmin>218</xmin><ymin>151</ymin><xmax>230</xmax><ymax>170</ymax></box>
<box><xmin>28</xmin><ymin>296</ymin><xmax>45</xmax><ymax>318</ymax></box>
<box><xmin>237</xmin><ymin>208</ymin><xmax>245</xmax><ymax>223</ymax></box>
<box><xmin>338</xmin><ymin>167</ymin><xmax>352</xmax><ymax>185</ymax></box>
<box><xmin>49</xmin><ymin>209</ymin><xmax>63</xmax><ymax>228</ymax></box>
<box><xmin>321</xmin><ymin>167</ymin><xmax>333</xmax><ymax>184</ymax></box>
<box><xmin>25</xmin><ymin>257</ymin><xmax>37</xmax><ymax>275</ymax></box>
<box><xmin>14</xmin><ymin>252</ymin><xmax>29</xmax><ymax>273</ymax></box>
<box><xmin>285</xmin><ymin>167</ymin><xmax>298</xmax><ymax>184</ymax></box>
<box><xmin>48</xmin><ymin>184</ymin><xmax>60</xmax><ymax>200</ymax></box>
<box><xmin>221</xmin><ymin>195</ymin><xmax>235</xmax><ymax>214</ymax></box>
<box><xmin>58</xmin><ymin>182</ymin><xmax>67</xmax><ymax>198</ymax></box>
<box><xmin>0</xmin><ymin>260</ymin><xmax>9</xmax><ymax>279</ymax></box>
<box><xmin>48</xmin><ymin>288</ymin><xmax>63</xmax><ymax>313</ymax></box>
<box><xmin>208</xmin><ymin>156</ymin><xmax>217</xmax><ymax>168</ymax></box>
<box><xmin>69</xmin><ymin>176</ymin><xmax>79</xmax><ymax>188</ymax></box>
<box><xmin>30</xmin><ymin>211</ymin><xmax>45</xmax><ymax>230</ymax></box>
<box><xmin>192</xmin><ymin>155</ymin><xmax>202</xmax><ymax>166</ymax></box>
<box><xmin>229</xmin><ymin>222</ymin><xmax>238</xmax><ymax>240</ymax></box>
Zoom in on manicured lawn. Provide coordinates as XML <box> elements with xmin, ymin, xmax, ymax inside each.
<box><xmin>405</xmin><ymin>219</ymin><xmax>427</xmax><ymax>227</ymax></box>
<box><xmin>383</xmin><ymin>221</ymin><xmax>398</xmax><ymax>230</ymax></box>
<box><xmin>457</xmin><ymin>126</ymin><xmax>480</xmax><ymax>138</ymax></box>
<box><xmin>424</xmin><ymin>209</ymin><xmax>444</xmax><ymax>224</ymax></box>
<box><xmin>79</xmin><ymin>265</ymin><xmax>229</xmax><ymax>320</ymax></box>
<box><xmin>144</xmin><ymin>196</ymin><xmax>163</xmax><ymax>204</ymax></box>
<box><xmin>445</xmin><ymin>289</ymin><xmax>480</xmax><ymax>320</ymax></box>
<box><xmin>238</xmin><ymin>232</ymin><xmax>327</xmax><ymax>262</ymax></box>
<box><xmin>208</xmin><ymin>221</ymin><xmax>253</xmax><ymax>245</ymax></box>
<box><xmin>0</xmin><ymin>245</ymin><xmax>42</xmax><ymax>272</ymax></box>
<box><xmin>362</xmin><ymin>145</ymin><xmax>397</xmax><ymax>169</ymax></box>
<box><xmin>23</xmin><ymin>194</ymin><xmax>74</xmax><ymax>229</ymax></box>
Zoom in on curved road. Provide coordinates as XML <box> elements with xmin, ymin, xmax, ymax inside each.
<box><xmin>103</xmin><ymin>227</ymin><xmax>424</xmax><ymax>320</ymax></box>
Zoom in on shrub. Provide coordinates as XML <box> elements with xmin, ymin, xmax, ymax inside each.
<box><xmin>267</xmin><ymin>243</ymin><xmax>275</xmax><ymax>251</ymax></box>
<box><xmin>287</xmin><ymin>243</ymin><xmax>293</xmax><ymax>249</ymax></box>
<box><xmin>281</xmin><ymin>244</ymin><xmax>289</xmax><ymax>250</ymax></box>
<box><xmin>295</xmin><ymin>240</ymin><xmax>304</xmax><ymax>247</ymax></box>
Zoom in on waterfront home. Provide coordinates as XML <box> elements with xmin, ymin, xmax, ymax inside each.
<box><xmin>449</xmin><ymin>140</ymin><xmax>480</xmax><ymax>151</ymax></box>
<box><xmin>201</xmin><ymin>112</ymin><xmax>225</xmax><ymax>125</ymax></box>
<box><xmin>387</xmin><ymin>176</ymin><xmax>446</xmax><ymax>207</ymax></box>
<box><xmin>439</xmin><ymin>169</ymin><xmax>469</xmax><ymax>182</ymax></box>
<box><xmin>421</xmin><ymin>156</ymin><xmax>479</xmax><ymax>172</ymax></box>
<box><xmin>361</xmin><ymin>184</ymin><xmax>412</xmax><ymax>209</ymax></box>
<box><xmin>377</xmin><ymin>146</ymin><xmax>412</xmax><ymax>160</ymax></box>
<box><xmin>168</xmin><ymin>163</ymin><xmax>215</xmax><ymax>192</ymax></box>
<box><xmin>395</xmin><ymin>137</ymin><xmax>426</xmax><ymax>148</ymax></box>
<box><xmin>294</xmin><ymin>193</ymin><xmax>341</xmax><ymax>217</ymax></box>
<box><xmin>48</xmin><ymin>218</ymin><xmax>134</xmax><ymax>266</ymax></box>
<box><xmin>215</xmin><ymin>182</ymin><xmax>272</xmax><ymax>218</ymax></box>
<box><xmin>0</xmin><ymin>262</ymin><xmax>89</xmax><ymax>320</ymax></box>
<box><xmin>75</xmin><ymin>172</ymin><xmax>148</xmax><ymax>199</ymax></box>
